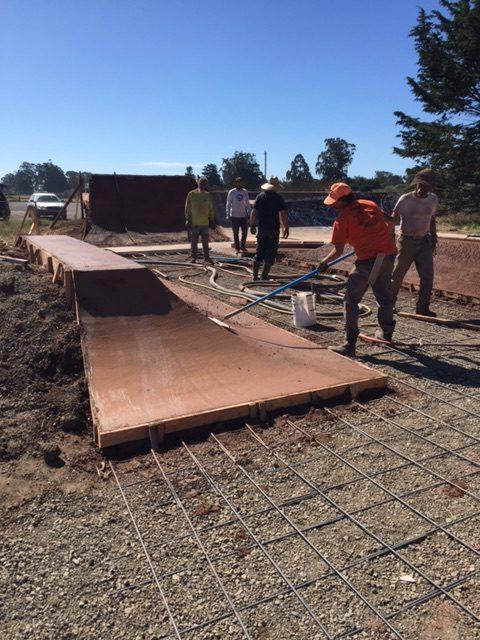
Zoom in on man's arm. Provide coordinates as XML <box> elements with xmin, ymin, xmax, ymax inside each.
<box><xmin>208</xmin><ymin>196</ymin><xmax>215</xmax><ymax>227</ymax></box>
<box><xmin>225</xmin><ymin>190</ymin><xmax>232</xmax><ymax>219</ymax></box>
<box><xmin>320</xmin><ymin>243</ymin><xmax>345</xmax><ymax>268</ymax></box>
<box><xmin>185</xmin><ymin>192</ymin><xmax>192</xmax><ymax>226</ymax></box>
<box><xmin>280</xmin><ymin>210</ymin><xmax>289</xmax><ymax>238</ymax></box>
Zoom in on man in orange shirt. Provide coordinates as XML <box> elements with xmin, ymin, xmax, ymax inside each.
<box><xmin>319</xmin><ymin>183</ymin><xmax>397</xmax><ymax>356</ymax></box>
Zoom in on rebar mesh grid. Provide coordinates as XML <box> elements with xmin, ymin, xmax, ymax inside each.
<box><xmin>105</xmin><ymin>256</ymin><xmax>480</xmax><ymax>638</ymax></box>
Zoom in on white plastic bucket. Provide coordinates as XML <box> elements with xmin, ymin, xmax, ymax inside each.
<box><xmin>291</xmin><ymin>292</ymin><xmax>316</xmax><ymax>327</ymax></box>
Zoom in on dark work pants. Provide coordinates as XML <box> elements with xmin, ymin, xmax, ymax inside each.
<box><xmin>345</xmin><ymin>255</ymin><xmax>395</xmax><ymax>332</ymax></box>
<box><xmin>255</xmin><ymin>230</ymin><xmax>280</xmax><ymax>266</ymax></box>
<box><xmin>231</xmin><ymin>217</ymin><xmax>249</xmax><ymax>251</ymax></box>
<box><xmin>391</xmin><ymin>235</ymin><xmax>434</xmax><ymax>311</ymax></box>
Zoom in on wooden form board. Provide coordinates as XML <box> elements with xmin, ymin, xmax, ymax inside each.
<box><xmin>23</xmin><ymin>235</ymin><xmax>387</xmax><ymax>448</ymax></box>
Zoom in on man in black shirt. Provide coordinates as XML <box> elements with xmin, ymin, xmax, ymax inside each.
<box><xmin>250</xmin><ymin>177</ymin><xmax>289</xmax><ymax>280</ymax></box>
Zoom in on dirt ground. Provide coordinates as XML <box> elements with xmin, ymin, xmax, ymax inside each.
<box><xmin>1</xmin><ymin>248</ymin><xmax>479</xmax><ymax>639</ymax></box>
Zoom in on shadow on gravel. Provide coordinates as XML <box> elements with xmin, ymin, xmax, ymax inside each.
<box><xmin>362</xmin><ymin>348</ymin><xmax>480</xmax><ymax>388</ymax></box>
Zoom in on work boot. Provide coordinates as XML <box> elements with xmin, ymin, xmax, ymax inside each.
<box><xmin>189</xmin><ymin>256</ymin><xmax>197</xmax><ymax>263</ymax></box>
<box><xmin>252</xmin><ymin>261</ymin><xmax>260</xmax><ymax>281</ymax></box>
<box><xmin>261</xmin><ymin>264</ymin><xmax>271</xmax><ymax>280</ymax></box>
<box><xmin>375</xmin><ymin>327</ymin><xmax>394</xmax><ymax>342</ymax></box>
<box><xmin>416</xmin><ymin>306</ymin><xmax>437</xmax><ymax>318</ymax></box>
<box><xmin>328</xmin><ymin>329</ymin><xmax>359</xmax><ymax>357</ymax></box>
<box><xmin>204</xmin><ymin>256</ymin><xmax>214</xmax><ymax>265</ymax></box>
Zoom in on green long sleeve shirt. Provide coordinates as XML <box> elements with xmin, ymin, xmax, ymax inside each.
<box><xmin>185</xmin><ymin>190</ymin><xmax>214</xmax><ymax>226</ymax></box>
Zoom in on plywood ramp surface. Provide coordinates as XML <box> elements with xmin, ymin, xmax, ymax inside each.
<box><xmin>75</xmin><ymin>269</ymin><xmax>386</xmax><ymax>447</ymax></box>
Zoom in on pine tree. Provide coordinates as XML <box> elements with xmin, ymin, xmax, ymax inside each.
<box><xmin>394</xmin><ymin>0</ymin><xmax>480</xmax><ymax>210</ymax></box>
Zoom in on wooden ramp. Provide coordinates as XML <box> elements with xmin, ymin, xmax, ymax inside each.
<box><xmin>23</xmin><ymin>236</ymin><xmax>387</xmax><ymax>447</ymax></box>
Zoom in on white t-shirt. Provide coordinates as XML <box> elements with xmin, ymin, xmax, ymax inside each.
<box><xmin>226</xmin><ymin>188</ymin><xmax>251</xmax><ymax>218</ymax></box>
<box><xmin>393</xmin><ymin>192</ymin><xmax>438</xmax><ymax>237</ymax></box>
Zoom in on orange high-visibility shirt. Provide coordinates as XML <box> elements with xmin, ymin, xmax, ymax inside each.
<box><xmin>331</xmin><ymin>199</ymin><xmax>396</xmax><ymax>260</ymax></box>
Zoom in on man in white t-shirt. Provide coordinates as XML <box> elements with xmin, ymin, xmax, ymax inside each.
<box><xmin>390</xmin><ymin>170</ymin><xmax>438</xmax><ymax>316</ymax></box>
<box><xmin>226</xmin><ymin>177</ymin><xmax>251</xmax><ymax>255</ymax></box>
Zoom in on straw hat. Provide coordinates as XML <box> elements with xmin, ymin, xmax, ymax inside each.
<box><xmin>261</xmin><ymin>176</ymin><xmax>283</xmax><ymax>191</ymax></box>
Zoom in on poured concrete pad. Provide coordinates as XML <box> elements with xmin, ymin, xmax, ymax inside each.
<box><xmin>22</xmin><ymin>235</ymin><xmax>386</xmax><ymax>448</ymax></box>
<box><xmin>75</xmin><ymin>269</ymin><xmax>386</xmax><ymax>447</ymax></box>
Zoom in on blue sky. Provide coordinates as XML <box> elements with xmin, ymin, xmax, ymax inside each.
<box><xmin>1</xmin><ymin>0</ymin><xmax>441</xmax><ymax>180</ymax></box>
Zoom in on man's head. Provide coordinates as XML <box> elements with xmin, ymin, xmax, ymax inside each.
<box><xmin>261</xmin><ymin>176</ymin><xmax>282</xmax><ymax>192</ymax></box>
<box><xmin>324</xmin><ymin>182</ymin><xmax>355</xmax><ymax>212</ymax></box>
<box><xmin>411</xmin><ymin>168</ymin><xmax>436</xmax><ymax>198</ymax></box>
<box><xmin>198</xmin><ymin>177</ymin><xmax>209</xmax><ymax>191</ymax></box>
<box><xmin>234</xmin><ymin>177</ymin><xmax>244</xmax><ymax>189</ymax></box>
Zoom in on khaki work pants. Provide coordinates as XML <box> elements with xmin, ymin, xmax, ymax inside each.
<box><xmin>345</xmin><ymin>255</ymin><xmax>395</xmax><ymax>332</ymax></box>
<box><xmin>391</xmin><ymin>235</ymin><xmax>434</xmax><ymax>311</ymax></box>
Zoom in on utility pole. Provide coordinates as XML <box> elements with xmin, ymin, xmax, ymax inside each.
<box><xmin>264</xmin><ymin>150</ymin><xmax>267</xmax><ymax>179</ymax></box>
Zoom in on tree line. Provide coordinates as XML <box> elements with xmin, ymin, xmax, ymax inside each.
<box><xmin>1</xmin><ymin>161</ymin><xmax>90</xmax><ymax>197</ymax></box>
<box><xmin>2</xmin><ymin>144</ymin><xmax>404</xmax><ymax>197</ymax></box>
<box><xmin>186</xmin><ymin>141</ymin><xmax>405</xmax><ymax>192</ymax></box>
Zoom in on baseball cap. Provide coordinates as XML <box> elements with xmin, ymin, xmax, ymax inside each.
<box><xmin>324</xmin><ymin>183</ymin><xmax>352</xmax><ymax>205</ymax></box>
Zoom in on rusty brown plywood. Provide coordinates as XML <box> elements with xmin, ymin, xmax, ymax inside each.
<box><xmin>74</xmin><ymin>269</ymin><xmax>386</xmax><ymax>447</ymax></box>
<box><xmin>88</xmin><ymin>174</ymin><xmax>197</xmax><ymax>233</ymax></box>
<box><xmin>23</xmin><ymin>235</ymin><xmax>143</xmax><ymax>272</ymax></box>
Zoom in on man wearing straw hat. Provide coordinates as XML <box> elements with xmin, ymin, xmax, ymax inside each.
<box><xmin>249</xmin><ymin>176</ymin><xmax>289</xmax><ymax>281</ymax></box>
<box><xmin>390</xmin><ymin>169</ymin><xmax>438</xmax><ymax>317</ymax></box>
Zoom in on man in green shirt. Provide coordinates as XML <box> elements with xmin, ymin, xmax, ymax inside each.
<box><xmin>185</xmin><ymin>177</ymin><xmax>215</xmax><ymax>263</ymax></box>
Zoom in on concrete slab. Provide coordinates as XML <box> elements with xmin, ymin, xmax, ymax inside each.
<box><xmin>23</xmin><ymin>235</ymin><xmax>387</xmax><ymax>448</ymax></box>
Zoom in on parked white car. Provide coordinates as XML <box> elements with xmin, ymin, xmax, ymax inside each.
<box><xmin>27</xmin><ymin>193</ymin><xmax>66</xmax><ymax>219</ymax></box>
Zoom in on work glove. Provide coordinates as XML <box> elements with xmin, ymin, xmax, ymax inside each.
<box><xmin>250</xmin><ymin>225</ymin><xmax>257</xmax><ymax>235</ymax></box>
<box><xmin>317</xmin><ymin>262</ymin><xmax>328</xmax><ymax>273</ymax></box>
<box><xmin>282</xmin><ymin>227</ymin><xmax>289</xmax><ymax>239</ymax></box>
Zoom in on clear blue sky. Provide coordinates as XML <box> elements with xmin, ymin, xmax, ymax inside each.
<box><xmin>1</xmin><ymin>0</ymin><xmax>441</xmax><ymax>180</ymax></box>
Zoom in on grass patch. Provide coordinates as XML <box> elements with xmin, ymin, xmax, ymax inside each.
<box><xmin>0</xmin><ymin>219</ymin><xmax>51</xmax><ymax>246</ymax></box>
<box><xmin>437</xmin><ymin>211</ymin><xmax>480</xmax><ymax>234</ymax></box>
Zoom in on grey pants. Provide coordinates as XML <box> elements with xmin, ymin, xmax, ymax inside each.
<box><xmin>391</xmin><ymin>235</ymin><xmax>433</xmax><ymax>311</ymax></box>
<box><xmin>190</xmin><ymin>226</ymin><xmax>210</xmax><ymax>260</ymax></box>
<box><xmin>345</xmin><ymin>255</ymin><xmax>395</xmax><ymax>331</ymax></box>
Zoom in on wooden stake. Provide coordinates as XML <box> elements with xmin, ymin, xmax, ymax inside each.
<box><xmin>398</xmin><ymin>311</ymin><xmax>480</xmax><ymax>332</ymax></box>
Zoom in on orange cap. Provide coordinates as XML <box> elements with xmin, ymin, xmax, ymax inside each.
<box><xmin>324</xmin><ymin>182</ymin><xmax>352</xmax><ymax>205</ymax></box>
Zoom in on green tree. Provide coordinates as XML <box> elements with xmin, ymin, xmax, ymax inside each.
<box><xmin>36</xmin><ymin>160</ymin><xmax>68</xmax><ymax>193</ymax></box>
<box><xmin>185</xmin><ymin>166</ymin><xmax>196</xmax><ymax>178</ymax></box>
<box><xmin>202</xmin><ymin>163</ymin><xmax>223</xmax><ymax>188</ymax></box>
<box><xmin>221</xmin><ymin>151</ymin><xmax>264</xmax><ymax>190</ymax></box>
<box><xmin>349</xmin><ymin>176</ymin><xmax>381</xmax><ymax>192</ymax></box>
<box><xmin>0</xmin><ymin>173</ymin><xmax>16</xmax><ymax>193</ymax></box>
<box><xmin>315</xmin><ymin>138</ymin><xmax>356</xmax><ymax>182</ymax></box>
<box><xmin>394</xmin><ymin>0</ymin><xmax>480</xmax><ymax>210</ymax></box>
<box><xmin>285</xmin><ymin>154</ymin><xmax>313</xmax><ymax>184</ymax></box>
<box><xmin>374</xmin><ymin>171</ymin><xmax>404</xmax><ymax>188</ymax></box>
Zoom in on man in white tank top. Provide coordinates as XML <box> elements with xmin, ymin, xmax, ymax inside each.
<box><xmin>390</xmin><ymin>170</ymin><xmax>438</xmax><ymax>316</ymax></box>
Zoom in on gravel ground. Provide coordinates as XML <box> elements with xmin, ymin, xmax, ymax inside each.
<box><xmin>1</xmin><ymin>250</ymin><xmax>479</xmax><ymax>639</ymax></box>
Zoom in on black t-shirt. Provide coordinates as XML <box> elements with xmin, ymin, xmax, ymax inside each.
<box><xmin>253</xmin><ymin>191</ymin><xmax>285</xmax><ymax>232</ymax></box>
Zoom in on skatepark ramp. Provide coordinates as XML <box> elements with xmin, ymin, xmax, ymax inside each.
<box><xmin>22</xmin><ymin>236</ymin><xmax>387</xmax><ymax>447</ymax></box>
<box><xmin>88</xmin><ymin>174</ymin><xmax>197</xmax><ymax>232</ymax></box>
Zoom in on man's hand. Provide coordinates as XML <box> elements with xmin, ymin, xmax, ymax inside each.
<box><xmin>282</xmin><ymin>227</ymin><xmax>289</xmax><ymax>239</ymax></box>
<box><xmin>430</xmin><ymin>234</ymin><xmax>438</xmax><ymax>254</ymax></box>
<box><xmin>185</xmin><ymin>220</ymin><xmax>191</xmax><ymax>229</ymax></box>
<box><xmin>250</xmin><ymin>225</ymin><xmax>257</xmax><ymax>235</ymax></box>
<box><xmin>317</xmin><ymin>262</ymin><xmax>328</xmax><ymax>274</ymax></box>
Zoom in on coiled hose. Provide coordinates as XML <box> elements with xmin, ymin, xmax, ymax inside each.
<box><xmin>138</xmin><ymin>257</ymin><xmax>371</xmax><ymax>319</ymax></box>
